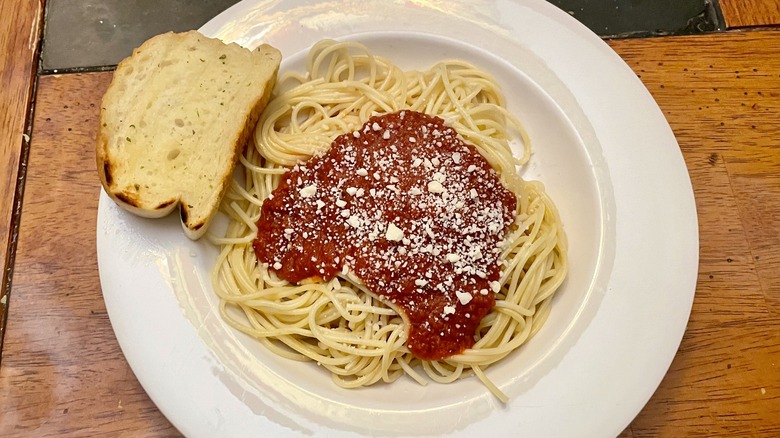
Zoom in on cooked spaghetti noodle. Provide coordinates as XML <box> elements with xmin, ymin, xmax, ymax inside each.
<box><xmin>209</xmin><ymin>40</ymin><xmax>567</xmax><ymax>402</ymax></box>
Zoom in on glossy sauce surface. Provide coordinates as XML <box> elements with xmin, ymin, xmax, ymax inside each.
<box><xmin>254</xmin><ymin>111</ymin><xmax>516</xmax><ymax>359</ymax></box>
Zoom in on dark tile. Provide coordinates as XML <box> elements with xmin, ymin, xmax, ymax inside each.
<box><xmin>41</xmin><ymin>0</ymin><xmax>724</xmax><ymax>72</ymax></box>
<box><xmin>548</xmin><ymin>0</ymin><xmax>723</xmax><ymax>38</ymax></box>
<box><xmin>41</xmin><ymin>0</ymin><xmax>240</xmax><ymax>72</ymax></box>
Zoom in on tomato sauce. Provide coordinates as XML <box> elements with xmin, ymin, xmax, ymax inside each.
<box><xmin>253</xmin><ymin>110</ymin><xmax>516</xmax><ymax>360</ymax></box>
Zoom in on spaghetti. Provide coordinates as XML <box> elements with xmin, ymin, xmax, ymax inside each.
<box><xmin>210</xmin><ymin>40</ymin><xmax>568</xmax><ymax>402</ymax></box>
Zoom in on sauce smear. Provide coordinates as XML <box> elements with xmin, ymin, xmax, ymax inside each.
<box><xmin>254</xmin><ymin>111</ymin><xmax>516</xmax><ymax>360</ymax></box>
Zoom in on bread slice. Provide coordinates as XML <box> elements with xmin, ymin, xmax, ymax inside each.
<box><xmin>96</xmin><ymin>30</ymin><xmax>281</xmax><ymax>239</ymax></box>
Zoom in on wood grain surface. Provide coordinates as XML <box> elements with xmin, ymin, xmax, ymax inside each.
<box><xmin>1</xmin><ymin>27</ymin><xmax>780</xmax><ymax>438</ymax></box>
<box><xmin>608</xmin><ymin>31</ymin><xmax>780</xmax><ymax>436</ymax></box>
<box><xmin>0</xmin><ymin>0</ymin><xmax>43</xmax><ymax>355</ymax></box>
<box><xmin>0</xmin><ymin>72</ymin><xmax>176</xmax><ymax>435</ymax></box>
<box><xmin>720</xmin><ymin>0</ymin><xmax>780</xmax><ymax>28</ymax></box>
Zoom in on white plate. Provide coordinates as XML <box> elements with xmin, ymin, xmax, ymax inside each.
<box><xmin>97</xmin><ymin>1</ymin><xmax>698</xmax><ymax>436</ymax></box>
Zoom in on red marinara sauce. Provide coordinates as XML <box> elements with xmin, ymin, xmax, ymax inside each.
<box><xmin>253</xmin><ymin>110</ymin><xmax>516</xmax><ymax>360</ymax></box>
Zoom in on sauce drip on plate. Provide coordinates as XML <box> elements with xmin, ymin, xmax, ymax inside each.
<box><xmin>254</xmin><ymin>110</ymin><xmax>516</xmax><ymax>359</ymax></box>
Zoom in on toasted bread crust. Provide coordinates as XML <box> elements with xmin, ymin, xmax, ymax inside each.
<box><xmin>96</xmin><ymin>31</ymin><xmax>281</xmax><ymax>239</ymax></box>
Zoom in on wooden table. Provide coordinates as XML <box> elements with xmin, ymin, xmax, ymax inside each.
<box><xmin>1</xmin><ymin>1</ymin><xmax>779</xmax><ymax>435</ymax></box>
